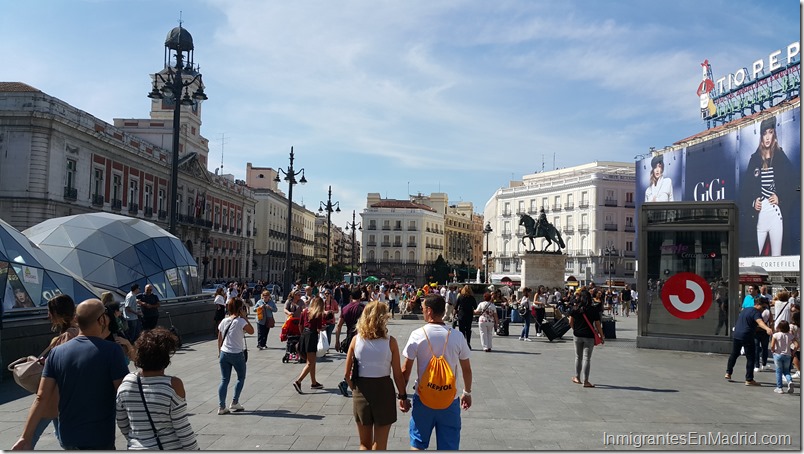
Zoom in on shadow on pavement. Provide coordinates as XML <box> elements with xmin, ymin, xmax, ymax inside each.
<box><xmin>593</xmin><ymin>384</ymin><xmax>678</xmax><ymax>393</ymax></box>
<box><xmin>240</xmin><ymin>409</ymin><xmax>325</xmax><ymax>419</ymax></box>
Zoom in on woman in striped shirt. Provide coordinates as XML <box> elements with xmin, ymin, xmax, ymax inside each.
<box><xmin>116</xmin><ymin>328</ymin><xmax>198</xmax><ymax>450</ymax></box>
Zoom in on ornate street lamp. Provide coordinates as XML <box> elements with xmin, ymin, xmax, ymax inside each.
<box><xmin>483</xmin><ymin>222</ymin><xmax>493</xmax><ymax>284</ymax></box>
<box><xmin>146</xmin><ymin>24</ymin><xmax>208</xmax><ymax>235</ymax></box>
<box><xmin>318</xmin><ymin>185</ymin><xmax>340</xmax><ymax>278</ymax></box>
<box><xmin>274</xmin><ymin>147</ymin><xmax>307</xmax><ymax>295</ymax></box>
<box><xmin>604</xmin><ymin>245</ymin><xmax>616</xmax><ymax>290</ymax></box>
<box><xmin>346</xmin><ymin>210</ymin><xmax>362</xmax><ymax>285</ymax></box>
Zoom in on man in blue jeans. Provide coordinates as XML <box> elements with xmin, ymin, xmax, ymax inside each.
<box><xmin>402</xmin><ymin>294</ymin><xmax>473</xmax><ymax>450</ymax></box>
<box><xmin>726</xmin><ymin>297</ymin><xmax>774</xmax><ymax>385</ymax></box>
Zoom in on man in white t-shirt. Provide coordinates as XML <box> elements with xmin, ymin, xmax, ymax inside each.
<box><xmin>444</xmin><ymin>285</ymin><xmax>458</xmax><ymax>323</ymax></box>
<box><xmin>122</xmin><ymin>284</ymin><xmax>142</xmax><ymax>343</ymax></box>
<box><xmin>402</xmin><ymin>294</ymin><xmax>472</xmax><ymax>451</ymax></box>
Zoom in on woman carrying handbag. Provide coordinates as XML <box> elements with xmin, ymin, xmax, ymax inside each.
<box><xmin>568</xmin><ymin>288</ymin><xmax>604</xmax><ymax>388</ymax></box>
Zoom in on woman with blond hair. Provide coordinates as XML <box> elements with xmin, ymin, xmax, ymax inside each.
<box><xmin>455</xmin><ymin>285</ymin><xmax>477</xmax><ymax>349</ymax></box>
<box><xmin>292</xmin><ymin>296</ymin><xmax>326</xmax><ymax>393</ymax></box>
<box><xmin>344</xmin><ymin>301</ymin><xmax>407</xmax><ymax>450</ymax></box>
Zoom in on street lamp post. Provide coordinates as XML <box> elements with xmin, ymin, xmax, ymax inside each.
<box><xmin>318</xmin><ymin>185</ymin><xmax>340</xmax><ymax>279</ymax></box>
<box><xmin>604</xmin><ymin>246</ymin><xmax>616</xmax><ymax>290</ymax></box>
<box><xmin>466</xmin><ymin>239</ymin><xmax>473</xmax><ymax>282</ymax></box>
<box><xmin>274</xmin><ymin>147</ymin><xmax>307</xmax><ymax>296</ymax></box>
<box><xmin>346</xmin><ymin>210</ymin><xmax>362</xmax><ymax>285</ymax></box>
<box><xmin>147</xmin><ymin>25</ymin><xmax>208</xmax><ymax>235</ymax></box>
<box><xmin>483</xmin><ymin>222</ymin><xmax>493</xmax><ymax>284</ymax></box>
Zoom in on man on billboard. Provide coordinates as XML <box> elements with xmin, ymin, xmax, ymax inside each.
<box><xmin>739</xmin><ymin>116</ymin><xmax>796</xmax><ymax>257</ymax></box>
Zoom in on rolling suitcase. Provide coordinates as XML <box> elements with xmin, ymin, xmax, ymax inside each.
<box><xmin>602</xmin><ymin>319</ymin><xmax>616</xmax><ymax>339</ymax></box>
<box><xmin>542</xmin><ymin>316</ymin><xmax>570</xmax><ymax>341</ymax></box>
<box><xmin>166</xmin><ymin>311</ymin><xmax>182</xmax><ymax>348</ymax></box>
<box><xmin>496</xmin><ymin>317</ymin><xmax>510</xmax><ymax>336</ymax></box>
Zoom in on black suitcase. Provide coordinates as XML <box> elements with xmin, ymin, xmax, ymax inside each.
<box><xmin>602</xmin><ymin>319</ymin><xmax>616</xmax><ymax>339</ymax></box>
<box><xmin>166</xmin><ymin>311</ymin><xmax>182</xmax><ymax>348</ymax></box>
<box><xmin>542</xmin><ymin>316</ymin><xmax>570</xmax><ymax>341</ymax></box>
<box><xmin>496</xmin><ymin>317</ymin><xmax>510</xmax><ymax>336</ymax></box>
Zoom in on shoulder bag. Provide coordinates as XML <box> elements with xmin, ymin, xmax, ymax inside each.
<box><xmin>582</xmin><ymin>312</ymin><xmax>603</xmax><ymax>345</ymax></box>
<box><xmin>8</xmin><ymin>341</ymin><xmax>58</xmax><ymax>394</ymax></box>
<box><xmin>136</xmin><ymin>375</ymin><xmax>164</xmax><ymax>450</ymax></box>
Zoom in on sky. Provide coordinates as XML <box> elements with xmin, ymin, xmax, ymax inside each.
<box><xmin>1</xmin><ymin>0</ymin><xmax>800</xmax><ymax>229</ymax></box>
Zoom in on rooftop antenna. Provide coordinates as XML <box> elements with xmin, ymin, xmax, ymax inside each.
<box><xmin>553</xmin><ymin>152</ymin><xmax>556</xmax><ymax>170</ymax></box>
<box><xmin>541</xmin><ymin>154</ymin><xmax>545</xmax><ymax>172</ymax></box>
<box><xmin>214</xmin><ymin>133</ymin><xmax>229</xmax><ymax>174</ymax></box>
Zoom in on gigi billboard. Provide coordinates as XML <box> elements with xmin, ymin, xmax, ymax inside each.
<box><xmin>636</xmin><ymin>108</ymin><xmax>801</xmax><ymax>259</ymax></box>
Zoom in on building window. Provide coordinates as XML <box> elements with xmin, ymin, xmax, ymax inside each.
<box><xmin>158</xmin><ymin>188</ymin><xmax>165</xmax><ymax>211</ymax></box>
<box><xmin>112</xmin><ymin>174</ymin><xmax>122</xmax><ymax>201</ymax></box>
<box><xmin>626</xmin><ymin>241</ymin><xmax>633</xmax><ymax>251</ymax></box>
<box><xmin>503</xmin><ymin>202</ymin><xmax>510</xmax><ymax>215</ymax></box>
<box><xmin>223</xmin><ymin>209</ymin><xmax>228</xmax><ymax>228</ymax></box>
<box><xmin>541</xmin><ymin>197</ymin><xmax>548</xmax><ymax>211</ymax></box>
<box><xmin>93</xmin><ymin>167</ymin><xmax>103</xmax><ymax>198</ymax></box>
<box><xmin>529</xmin><ymin>199</ymin><xmax>536</xmax><ymax>212</ymax></box>
<box><xmin>553</xmin><ymin>217</ymin><xmax>560</xmax><ymax>229</ymax></box>
<box><xmin>517</xmin><ymin>201</ymin><xmax>524</xmax><ymax>214</ymax></box>
<box><xmin>129</xmin><ymin>179</ymin><xmax>139</xmax><ymax>206</ymax></box>
<box><xmin>626</xmin><ymin>192</ymin><xmax>634</xmax><ymax>203</ymax></box>
<box><xmin>144</xmin><ymin>184</ymin><xmax>152</xmax><ymax>209</ymax></box>
<box><xmin>567</xmin><ymin>193</ymin><xmax>574</xmax><ymax>205</ymax></box>
<box><xmin>566</xmin><ymin>215</ymin><xmax>573</xmax><ymax>228</ymax></box>
<box><xmin>66</xmin><ymin>159</ymin><xmax>77</xmax><ymax>190</ymax></box>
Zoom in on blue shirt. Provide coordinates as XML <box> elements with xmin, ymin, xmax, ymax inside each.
<box><xmin>43</xmin><ymin>336</ymin><xmax>129</xmax><ymax>448</ymax></box>
<box><xmin>742</xmin><ymin>294</ymin><xmax>756</xmax><ymax>309</ymax></box>
<box><xmin>733</xmin><ymin>306</ymin><xmax>762</xmax><ymax>341</ymax></box>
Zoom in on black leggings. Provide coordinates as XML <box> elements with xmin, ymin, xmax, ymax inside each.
<box><xmin>458</xmin><ymin>319</ymin><xmax>473</xmax><ymax>349</ymax></box>
<box><xmin>533</xmin><ymin>308</ymin><xmax>546</xmax><ymax>333</ymax></box>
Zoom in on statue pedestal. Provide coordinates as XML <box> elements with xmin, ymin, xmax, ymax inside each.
<box><xmin>520</xmin><ymin>252</ymin><xmax>566</xmax><ymax>291</ymax></box>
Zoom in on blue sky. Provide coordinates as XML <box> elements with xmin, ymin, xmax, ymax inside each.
<box><xmin>1</xmin><ymin>0</ymin><xmax>799</xmax><ymax>229</ymax></box>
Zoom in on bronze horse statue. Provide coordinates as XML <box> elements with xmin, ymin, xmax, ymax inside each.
<box><xmin>519</xmin><ymin>213</ymin><xmax>566</xmax><ymax>252</ymax></box>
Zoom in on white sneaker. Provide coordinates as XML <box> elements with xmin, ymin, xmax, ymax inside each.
<box><xmin>229</xmin><ymin>402</ymin><xmax>245</xmax><ymax>412</ymax></box>
<box><xmin>774</xmin><ymin>387</ymin><xmax>785</xmax><ymax>394</ymax></box>
<box><xmin>519</xmin><ymin>337</ymin><xmax>524</xmax><ymax>341</ymax></box>
<box><xmin>536</xmin><ymin>333</ymin><xmax>544</xmax><ymax>337</ymax></box>
<box><xmin>218</xmin><ymin>407</ymin><xmax>230</xmax><ymax>415</ymax></box>
<box><xmin>524</xmin><ymin>338</ymin><xmax>533</xmax><ymax>342</ymax></box>
<box><xmin>764</xmin><ymin>364</ymin><xmax>773</xmax><ymax>371</ymax></box>
<box><xmin>753</xmin><ymin>367</ymin><xmax>760</xmax><ymax>373</ymax></box>
<box><xmin>793</xmin><ymin>371</ymin><xmax>801</xmax><ymax>379</ymax></box>
<box><xmin>787</xmin><ymin>382</ymin><xmax>794</xmax><ymax>394</ymax></box>
<box><xmin>782</xmin><ymin>376</ymin><xmax>789</xmax><ymax>385</ymax></box>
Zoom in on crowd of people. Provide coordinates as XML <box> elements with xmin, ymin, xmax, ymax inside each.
<box><xmin>9</xmin><ymin>275</ymin><xmax>799</xmax><ymax>450</ymax></box>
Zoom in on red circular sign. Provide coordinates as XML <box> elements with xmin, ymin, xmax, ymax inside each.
<box><xmin>661</xmin><ymin>272</ymin><xmax>713</xmax><ymax>320</ymax></box>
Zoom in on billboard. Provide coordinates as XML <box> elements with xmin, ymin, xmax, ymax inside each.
<box><xmin>636</xmin><ymin>108</ymin><xmax>801</xmax><ymax>259</ymax></box>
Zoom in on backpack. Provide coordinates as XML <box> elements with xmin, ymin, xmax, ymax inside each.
<box><xmin>255</xmin><ymin>304</ymin><xmax>264</xmax><ymax>321</ymax></box>
<box><xmin>417</xmin><ymin>328</ymin><xmax>456</xmax><ymax>410</ymax></box>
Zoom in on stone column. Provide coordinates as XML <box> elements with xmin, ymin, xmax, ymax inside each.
<box><xmin>520</xmin><ymin>252</ymin><xmax>566</xmax><ymax>291</ymax></box>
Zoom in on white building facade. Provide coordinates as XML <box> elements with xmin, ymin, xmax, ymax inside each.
<box><xmin>483</xmin><ymin>161</ymin><xmax>637</xmax><ymax>286</ymax></box>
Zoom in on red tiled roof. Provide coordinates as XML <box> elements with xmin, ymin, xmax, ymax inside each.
<box><xmin>371</xmin><ymin>200</ymin><xmax>436</xmax><ymax>212</ymax></box>
<box><xmin>0</xmin><ymin>82</ymin><xmax>41</xmax><ymax>93</ymax></box>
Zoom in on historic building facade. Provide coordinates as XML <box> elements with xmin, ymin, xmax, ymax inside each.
<box><xmin>0</xmin><ymin>82</ymin><xmax>256</xmax><ymax>283</ymax></box>
<box><xmin>483</xmin><ymin>162</ymin><xmax>637</xmax><ymax>286</ymax></box>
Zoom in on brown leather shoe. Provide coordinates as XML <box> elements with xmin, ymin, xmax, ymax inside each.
<box><xmin>745</xmin><ymin>380</ymin><xmax>760</xmax><ymax>386</ymax></box>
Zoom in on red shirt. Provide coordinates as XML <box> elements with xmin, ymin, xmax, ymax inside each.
<box><xmin>301</xmin><ymin>309</ymin><xmax>324</xmax><ymax>331</ymax></box>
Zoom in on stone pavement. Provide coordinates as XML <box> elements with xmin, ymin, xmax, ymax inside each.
<box><xmin>0</xmin><ymin>313</ymin><xmax>800</xmax><ymax>450</ymax></box>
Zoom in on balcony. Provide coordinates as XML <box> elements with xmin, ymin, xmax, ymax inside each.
<box><xmin>624</xmin><ymin>250</ymin><xmax>636</xmax><ymax>257</ymax></box>
<box><xmin>111</xmin><ymin>199</ymin><xmax>122</xmax><ymax>211</ymax></box>
<box><xmin>578</xmin><ymin>201</ymin><xmax>589</xmax><ymax>209</ymax></box>
<box><xmin>604</xmin><ymin>199</ymin><xmax>618</xmax><ymax>207</ymax></box>
<box><xmin>128</xmin><ymin>203</ymin><xmax>139</xmax><ymax>215</ymax></box>
<box><xmin>407</xmin><ymin>242</ymin><xmax>417</xmax><ymax>247</ymax></box>
<box><xmin>553</xmin><ymin>203</ymin><xmax>562</xmax><ymax>211</ymax></box>
<box><xmin>564</xmin><ymin>226</ymin><xmax>575</xmax><ymax>234</ymax></box>
<box><xmin>214</xmin><ymin>223</ymin><xmax>220</xmax><ymax>230</ymax></box>
<box><xmin>393</xmin><ymin>242</ymin><xmax>402</xmax><ymax>247</ymax></box>
<box><xmin>527</xmin><ymin>207</ymin><xmax>538</xmax><ymax>214</ymax></box>
<box><xmin>407</xmin><ymin>226</ymin><xmax>417</xmax><ymax>231</ymax></box>
<box><xmin>604</xmin><ymin>223</ymin><xmax>618</xmax><ymax>231</ymax></box>
<box><xmin>91</xmin><ymin>194</ymin><xmax>104</xmax><ymax>207</ymax></box>
<box><xmin>63</xmin><ymin>186</ymin><xmax>77</xmax><ymax>201</ymax></box>
<box><xmin>564</xmin><ymin>203</ymin><xmax>574</xmax><ymax>210</ymax></box>
<box><xmin>501</xmin><ymin>211</ymin><xmax>512</xmax><ymax>217</ymax></box>
<box><xmin>624</xmin><ymin>224</ymin><xmax>635</xmax><ymax>232</ymax></box>
<box><xmin>366</xmin><ymin>241</ymin><xmax>377</xmax><ymax>247</ymax></box>
<box><xmin>158</xmin><ymin>209</ymin><xmax>167</xmax><ymax>220</ymax></box>
<box><xmin>367</xmin><ymin>225</ymin><xmax>377</xmax><ymax>230</ymax></box>
<box><xmin>229</xmin><ymin>227</ymin><xmax>236</xmax><ymax>234</ymax></box>
<box><xmin>247</xmin><ymin>230</ymin><xmax>251</xmax><ymax>237</ymax></box>
<box><xmin>237</xmin><ymin>228</ymin><xmax>242</xmax><ymax>235</ymax></box>
<box><xmin>144</xmin><ymin>207</ymin><xmax>153</xmax><ymax>218</ymax></box>
<box><xmin>196</xmin><ymin>218</ymin><xmax>206</xmax><ymax>227</ymax></box>
<box><xmin>394</xmin><ymin>226</ymin><xmax>402</xmax><ymax>231</ymax></box>
<box><xmin>578</xmin><ymin>224</ymin><xmax>589</xmax><ymax>233</ymax></box>
<box><xmin>382</xmin><ymin>225</ymin><xmax>391</xmax><ymax>230</ymax></box>
<box><xmin>501</xmin><ymin>232</ymin><xmax>512</xmax><ymax>239</ymax></box>
<box><xmin>624</xmin><ymin>201</ymin><xmax>635</xmax><ymax>208</ymax></box>
<box><xmin>381</xmin><ymin>242</ymin><xmax>391</xmax><ymax>247</ymax></box>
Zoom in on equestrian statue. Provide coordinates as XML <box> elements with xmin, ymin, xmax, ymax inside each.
<box><xmin>519</xmin><ymin>209</ymin><xmax>566</xmax><ymax>253</ymax></box>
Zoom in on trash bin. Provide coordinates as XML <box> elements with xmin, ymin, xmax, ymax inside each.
<box><xmin>601</xmin><ymin>316</ymin><xmax>616</xmax><ymax>339</ymax></box>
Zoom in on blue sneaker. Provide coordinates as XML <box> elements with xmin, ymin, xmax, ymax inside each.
<box><xmin>338</xmin><ymin>380</ymin><xmax>349</xmax><ymax>397</ymax></box>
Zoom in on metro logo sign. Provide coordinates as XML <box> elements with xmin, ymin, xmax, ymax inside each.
<box><xmin>661</xmin><ymin>273</ymin><xmax>713</xmax><ymax>320</ymax></box>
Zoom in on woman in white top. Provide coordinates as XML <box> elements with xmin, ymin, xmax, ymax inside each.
<box><xmin>519</xmin><ymin>287</ymin><xmax>534</xmax><ymax>341</ymax></box>
<box><xmin>344</xmin><ymin>301</ymin><xmax>406</xmax><ymax>450</ymax></box>
<box><xmin>116</xmin><ymin>328</ymin><xmax>198</xmax><ymax>450</ymax></box>
<box><xmin>216</xmin><ymin>298</ymin><xmax>254</xmax><ymax>415</ymax></box>
<box><xmin>644</xmin><ymin>155</ymin><xmax>674</xmax><ymax>202</ymax></box>
<box><xmin>474</xmin><ymin>292</ymin><xmax>499</xmax><ymax>352</ymax></box>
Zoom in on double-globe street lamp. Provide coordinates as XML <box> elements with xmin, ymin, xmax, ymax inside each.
<box><xmin>345</xmin><ymin>210</ymin><xmax>362</xmax><ymax>285</ymax></box>
<box><xmin>318</xmin><ymin>186</ymin><xmax>340</xmax><ymax>278</ymax></box>
<box><xmin>274</xmin><ymin>147</ymin><xmax>307</xmax><ymax>296</ymax></box>
<box><xmin>604</xmin><ymin>245</ymin><xmax>616</xmax><ymax>290</ymax></box>
<box><xmin>147</xmin><ymin>25</ymin><xmax>208</xmax><ymax>235</ymax></box>
<box><xmin>483</xmin><ymin>222</ymin><xmax>493</xmax><ymax>284</ymax></box>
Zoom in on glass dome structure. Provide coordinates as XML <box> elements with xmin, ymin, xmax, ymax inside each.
<box><xmin>24</xmin><ymin>213</ymin><xmax>200</xmax><ymax>300</ymax></box>
<box><xmin>0</xmin><ymin>217</ymin><xmax>98</xmax><ymax>313</ymax></box>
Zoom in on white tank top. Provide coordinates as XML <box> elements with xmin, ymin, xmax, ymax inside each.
<box><xmin>355</xmin><ymin>335</ymin><xmax>392</xmax><ymax>378</ymax></box>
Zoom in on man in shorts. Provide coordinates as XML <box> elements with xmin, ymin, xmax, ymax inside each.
<box><xmin>401</xmin><ymin>294</ymin><xmax>472</xmax><ymax>450</ymax></box>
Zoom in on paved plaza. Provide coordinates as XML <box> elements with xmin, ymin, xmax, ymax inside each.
<box><xmin>0</xmin><ymin>313</ymin><xmax>800</xmax><ymax>450</ymax></box>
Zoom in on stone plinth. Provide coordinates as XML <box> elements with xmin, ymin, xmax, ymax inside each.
<box><xmin>520</xmin><ymin>252</ymin><xmax>566</xmax><ymax>290</ymax></box>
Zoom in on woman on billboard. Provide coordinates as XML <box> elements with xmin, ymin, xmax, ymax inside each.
<box><xmin>644</xmin><ymin>155</ymin><xmax>674</xmax><ymax>202</ymax></box>
<box><xmin>740</xmin><ymin>116</ymin><xmax>795</xmax><ymax>257</ymax></box>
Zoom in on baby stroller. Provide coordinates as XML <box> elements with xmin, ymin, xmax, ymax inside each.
<box><xmin>280</xmin><ymin>316</ymin><xmax>303</xmax><ymax>363</ymax></box>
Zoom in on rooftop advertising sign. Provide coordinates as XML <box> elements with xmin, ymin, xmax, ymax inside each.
<box><xmin>698</xmin><ymin>42</ymin><xmax>800</xmax><ymax>126</ymax></box>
